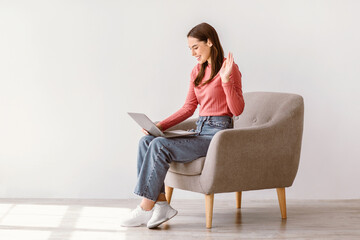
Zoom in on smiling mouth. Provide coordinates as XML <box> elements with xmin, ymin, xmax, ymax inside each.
<box><xmin>196</xmin><ymin>56</ymin><xmax>201</xmax><ymax>61</ymax></box>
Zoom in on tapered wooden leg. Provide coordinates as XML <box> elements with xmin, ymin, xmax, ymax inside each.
<box><xmin>276</xmin><ymin>188</ymin><xmax>287</xmax><ymax>219</ymax></box>
<box><xmin>205</xmin><ymin>193</ymin><xmax>214</xmax><ymax>229</ymax></box>
<box><xmin>236</xmin><ymin>192</ymin><xmax>242</xmax><ymax>209</ymax></box>
<box><xmin>165</xmin><ymin>186</ymin><xmax>174</xmax><ymax>204</ymax></box>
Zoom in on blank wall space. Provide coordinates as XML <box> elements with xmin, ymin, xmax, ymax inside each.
<box><xmin>0</xmin><ymin>0</ymin><xmax>359</xmax><ymax>199</ymax></box>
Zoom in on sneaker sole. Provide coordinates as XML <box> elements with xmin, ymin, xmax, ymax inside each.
<box><xmin>120</xmin><ymin>221</ymin><xmax>149</xmax><ymax>227</ymax></box>
<box><xmin>147</xmin><ymin>210</ymin><xmax>178</xmax><ymax>229</ymax></box>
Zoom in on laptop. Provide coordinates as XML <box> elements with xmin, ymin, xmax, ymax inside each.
<box><xmin>127</xmin><ymin>112</ymin><xmax>197</xmax><ymax>138</ymax></box>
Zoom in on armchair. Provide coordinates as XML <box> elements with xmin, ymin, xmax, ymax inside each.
<box><xmin>164</xmin><ymin>92</ymin><xmax>304</xmax><ymax>228</ymax></box>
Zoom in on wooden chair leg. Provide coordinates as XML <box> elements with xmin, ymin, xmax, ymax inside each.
<box><xmin>236</xmin><ymin>191</ymin><xmax>242</xmax><ymax>209</ymax></box>
<box><xmin>205</xmin><ymin>193</ymin><xmax>214</xmax><ymax>229</ymax></box>
<box><xmin>165</xmin><ymin>186</ymin><xmax>174</xmax><ymax>204</ymax></box>
<box><xmin>276</xmin><ymin>188</ymin><xmax>287</xmax><ymax>219</ymax></box>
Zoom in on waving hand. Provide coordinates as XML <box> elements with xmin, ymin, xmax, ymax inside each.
<box><xmin>219</xmin><ymin>52</ymin><xmax>234</xmax><ymax>83</ymax></box>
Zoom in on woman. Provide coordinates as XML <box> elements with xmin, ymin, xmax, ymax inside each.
<box><xmin>121</xmin><ymin>22</ymin><xmax>245</xmax><ymax>229</ymax></box>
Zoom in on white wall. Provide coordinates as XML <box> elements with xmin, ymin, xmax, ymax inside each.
<box><xmin>0</xmin><ymin>0</ymin><xmax>359</xmax><ymax>200</ymax></box>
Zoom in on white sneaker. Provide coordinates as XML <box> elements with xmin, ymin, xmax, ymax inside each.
<box><xmin>120</xmin><ymin>205</ymin><xmax>154</xmax><ymax>227</ymax></box>
<box><xmin>147</xmin><ymin>201</ymin><xmax>178</xmax><ymax>229</ymax></box>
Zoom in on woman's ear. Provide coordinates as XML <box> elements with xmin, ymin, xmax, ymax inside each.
<box><xmin>207</xmin><ymin>39</ymin><xmax>213</xmax><ymax>47</ymax></box>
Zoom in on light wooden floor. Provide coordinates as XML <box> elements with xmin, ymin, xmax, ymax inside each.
<box><xmin>0</xmin><ymin>198</ymin><xmax>359</xmax><ymax>240</ymax></box>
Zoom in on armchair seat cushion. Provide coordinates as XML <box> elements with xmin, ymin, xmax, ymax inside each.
<box><xmin>168</xmin><ymin>157</ymin><xmax>206</xmax><ymax>176</ymax></box>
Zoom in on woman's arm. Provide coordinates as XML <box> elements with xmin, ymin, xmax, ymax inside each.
<box><xmin>221</xmin><ymin>63</ymin><xmax>245</xmax><ymax>116</ymax></box>
<box><xmin>219</xmin><ymin>52</ymin><xmax>245</xmax><ymax>116</ymax></box>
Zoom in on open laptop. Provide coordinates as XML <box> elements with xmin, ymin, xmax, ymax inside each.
<box><xmin>127</xmin><ymin>112</ymin><xmax>197</xmax><ymax>138</ymax></box>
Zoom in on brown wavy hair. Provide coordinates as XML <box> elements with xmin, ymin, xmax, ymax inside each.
<box><xmin>187</xmin><ymin>22</ymin><xmax>224</xmax><ymax>87</ymax></box>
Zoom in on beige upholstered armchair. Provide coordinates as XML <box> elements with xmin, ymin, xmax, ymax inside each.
<box><xmin>164</xmin><ymin>92</ymin><xmax>304</xmax><ymax>228</ymax></box>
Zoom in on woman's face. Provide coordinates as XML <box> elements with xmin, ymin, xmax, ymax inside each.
<box><xmin>188</xmin><ymin>37</ymin><xmax>213</xmax><ymax>65</ymax></box>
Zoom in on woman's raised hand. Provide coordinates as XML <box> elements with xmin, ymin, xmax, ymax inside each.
<box><xmin>219</xmin><ymin>52</ymin><xmax>234</xmax><ymax>83</ymax></box>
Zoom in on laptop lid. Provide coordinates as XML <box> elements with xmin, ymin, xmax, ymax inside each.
<box><xmin>127</xmin><ymin>112</ymin><xmax>165</xmax><ymax>137</ymax></box>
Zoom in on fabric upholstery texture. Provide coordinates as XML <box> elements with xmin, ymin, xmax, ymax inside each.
<box><xmin>168</xmin><ymin>157</ymin><xmax>206</xmax><ymax>176</ymax></box>
<box><xmin>165</xmin><ymin>92</ymin><xmax>304</xmax><ymax>195</ymax></box>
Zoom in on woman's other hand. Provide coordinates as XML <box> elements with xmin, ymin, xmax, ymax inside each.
<box><xmin>219</xmin><ymin>52</ymin><xmax>234</xmax><ymax>83</ymax></box>
<box><xmin>142</xmin><ymin>128</ymin><xmax>150</xmax><ymax>135</ymax></box>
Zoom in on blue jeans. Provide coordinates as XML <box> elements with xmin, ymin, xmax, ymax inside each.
<box><xmin>134</xmin><ymin>115</ymin><xmax>233</xmax><ymax>201</ymax></box>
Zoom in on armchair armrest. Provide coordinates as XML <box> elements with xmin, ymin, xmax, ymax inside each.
<box><xmin>199</xmin><ymin>122</ymin><xmax>301</xmax><ymax>194</ymax></box>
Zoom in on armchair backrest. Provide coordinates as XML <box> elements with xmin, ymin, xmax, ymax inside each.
<box><xmin>234</xmin><ymin>92</ymin><xmax>304</xmax><ymax>129</ymax></box>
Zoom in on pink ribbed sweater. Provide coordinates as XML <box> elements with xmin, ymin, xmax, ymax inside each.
<box><xmin>159</xmin><ymin>59</ymin><xmax>245</xmax><ymax>131</ymax></box>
